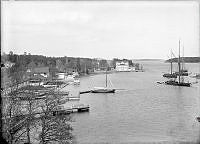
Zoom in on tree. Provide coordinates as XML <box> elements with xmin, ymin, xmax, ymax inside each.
<box><xmin>56</xmin><ymin>59</ymin><xmax>65</xmax><ymax>72</ymax></box>
<box><xmin>76</xmin><ymin>58</ymin><xmax>81</xmax><ymax>73</ymax></box>
<box><xmin>2</xmin><ymin>84</ymin><xmax>27</xmax><ymax>144</ymax></box>
<box><xmin>99</xmin><ymin>60</ymin><xmax>108</xmax><ymax>69</ymax></box>
<box><xmin>128</xmin><ymin>60</ymin><xmax>133</xmax><ymax>67</ymax></box>
<box><xmin>38</xmin><ymin>87</ymin><xmax>74</xmax><ymax>144</ymax></box>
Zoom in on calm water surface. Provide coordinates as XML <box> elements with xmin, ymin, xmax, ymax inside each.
<box><xmin>63</xmin><ymin>61</ymin><xmax>200</xmax><ymax>144</ymax></box>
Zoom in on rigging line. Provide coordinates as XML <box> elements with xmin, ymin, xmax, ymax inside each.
<box><xmin>171</xmin><ymin>51</ymin><xmax>176</xmax><ymax>58</ymax></box>
<box><xmin>109</xmin><ymin>79</ymin><xmax>114</xmax><ymax>88</ymax></box>
<box><xmin>182</xmin><ymin>45</ymin><xmax>186</xmax><ymax>70</ymax></box>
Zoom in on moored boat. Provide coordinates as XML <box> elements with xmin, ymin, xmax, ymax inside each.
<box><xmin>165</xmin><ymin>40</ymin><xmax>191</xmax><ymax>87</ymax></box>
<box><xmin>174</xmin><ymin>70</ymin><xmax>189</xmax><ymax>76</ymax></box>
<box><xmin>91</xmin><ymin>87</ymin><xmax>115</xmax><ymax>93</ymax></box>
<box><xmin>91</xmin><ymin>69</ymin><xmax>115</xmax><ymax>93</ymax></box>
<box><xmin>165</xmin><ymin>80</ymin><xmax>191</xmax><ymax>87</ymax></box>
<box><xmin>163</xmin><ymin>73</ymin><xmax>177</xmax><ymax>78</ymax></box>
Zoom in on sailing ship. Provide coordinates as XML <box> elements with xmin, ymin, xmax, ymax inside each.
<box><xmin>165</xmin><ymin>40</ymin><xmax>191</xmax><ymax>87</ymax></box>
<box><xmin>163</xmin><ymin>50</ymin><xmax>177</xmax><ymax>78</ymax></box>
<box><xmin>174</xmin><ymin>46</ymin><xmax>189</xmax><ymax>76</ymax></box>
<box><xmin>91</xmin><ymin>69</ymin><xmax>115</xmax><ymax>93</ymax></box>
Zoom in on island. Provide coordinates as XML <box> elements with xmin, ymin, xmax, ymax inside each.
<box><xmin>165</xmin><ymin>57</ymin><xmax>200</xmax><ymax>63</ymax></box>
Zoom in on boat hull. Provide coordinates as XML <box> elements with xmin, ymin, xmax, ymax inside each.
<box><xmin>163</xmin><ymin>73</ymin><xmax>177</xmax><ymax>78</ymax></box>
<box><xmin>165</xmin><ymin>81</ymin><xmax>191</xmax><ymax>87</ymax></box>
<box><xmin>91</xmin><ymin>89</ymin><xmax>115</xmax><ymax>93</ymax></box>
<box><xmin>174</xmin><ymin>72</ymin><xmax>189</xmax><ymax>76</ymax></box>
<box><xmin>77</xmin><ymin>108</ymin><xmax>90</xmax><ymax>112</ymax></box>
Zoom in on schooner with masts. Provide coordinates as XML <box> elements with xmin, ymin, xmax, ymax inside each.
<box><xmin>164</xmin><ymin>40</ymin><xmax>191</xmax><ymax>87</ymax></box>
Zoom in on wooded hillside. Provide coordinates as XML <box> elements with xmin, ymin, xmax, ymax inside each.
<box><xmin>165</xmin><ymin>57</ymin><xmax>200</xmax><ymax>63</ymax></box>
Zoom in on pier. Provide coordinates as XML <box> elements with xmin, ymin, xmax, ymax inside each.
<box><xmin>52</xmin><ymin>104</ymin><xmax>90</xmax><ymax>116</ymax></box>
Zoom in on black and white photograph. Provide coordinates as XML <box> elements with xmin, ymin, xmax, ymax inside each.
<box><xmin>1</xmin><ymin>0</ymin><xmax>200</xmax><ymax>144</ymax></box>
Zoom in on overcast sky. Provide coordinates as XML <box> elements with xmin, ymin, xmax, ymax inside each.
<box><xmin>2</xmin><ymin>1</ymin><xmax>199</xmax><ymax>59</ymax></box>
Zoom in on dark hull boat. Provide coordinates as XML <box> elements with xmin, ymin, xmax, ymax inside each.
<box><xmin>163</xmin><ymin>73</ymin><xmax>177</xmax><ymax>78</ymax></box>
<box><xmin>174</xmin><ymin>71</ymin><xmax>188</xmax><ymax>76</ymax></box>
<box><xmin>165</xmin><ymin>80</ymin><xmax>191</xmax><ymax>87</ymax></box>
<box><xmin>91</xmin><ymin>87</ymin><xmax>115</xmax><ymax>93</ymax></box>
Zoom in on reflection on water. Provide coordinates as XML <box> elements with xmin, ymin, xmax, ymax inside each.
<box><xmin>63</xmin><ymin>61</ymin><xmax>200</xmax><ymax>144</ymax></box>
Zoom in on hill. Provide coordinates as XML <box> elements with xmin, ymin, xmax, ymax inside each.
<box><xmin>165</xmin><ymin>57</ymin><xmax>200</xmax><ymax>63</ymax></box>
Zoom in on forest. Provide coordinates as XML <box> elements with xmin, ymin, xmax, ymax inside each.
<box><xmin>165</xmin><ymin>57</ymin><xmax>200</xmax><ymax>63</ymax></box>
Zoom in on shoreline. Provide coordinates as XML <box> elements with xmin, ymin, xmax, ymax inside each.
<box><xmin>79</xmin><ymin>69</ymin><xmax>145</xmax><ymax>78</ymax></box>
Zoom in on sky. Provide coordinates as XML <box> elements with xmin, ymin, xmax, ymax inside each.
<box><xmin>2</xmin><ymin>1</ymin><xmax>199</xmax><ymax>60</ymax></box>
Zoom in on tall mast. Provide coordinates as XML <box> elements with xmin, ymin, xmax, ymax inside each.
<box><xmin>182</xmin><ymin>45</ymin><xmax>184</xmax><ymax>71</ymax></box>
<box><xmin>178</xmin><ymin>40</ymin><xmax>181</xmax><ymax>83</ymax></box>
<box><xmin>170</xmin><ymin>49</ymin><xmax>173</xmax><ymax>75</ymax></box>
<box><xmin>85</xmin><ymin>63</ymin><xmax>86</xmax><ymax>73</ymax></box>
<box><xmin>105</xmin><ymin>68</ymin><xmax>107</xmax><ymax>87</ymax></box>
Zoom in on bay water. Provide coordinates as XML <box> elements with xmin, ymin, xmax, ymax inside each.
<box><xmin>63</xmin><ymin>60</ymin><xmax>200</xmax><ymax>144</ymax></box>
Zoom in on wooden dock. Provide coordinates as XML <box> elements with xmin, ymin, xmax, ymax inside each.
<box><xmin>52</xmin><ymin>104</ymin><xmax>90</xmax><ymax>116</ymax></box>
<box><xmin>72</xmin><ymin>104</ymin><xmax>90</xmax><ymax>112</ymax></box>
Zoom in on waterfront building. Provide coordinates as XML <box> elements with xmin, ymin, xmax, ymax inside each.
<box><xmin>4</xmin><ymin>61</ymin><xmax>15</xmax><ymax>68</ymax></box>
<box><xmin>115</xmin><ymin>61</ymin><xmax>130</xmax><ymax>72</ymax></box>
<box><xmin>28</xmin><ymin>74</ymin><xmax>47</xmax><ymax>86</ymax></box>
<box><xmin>56</xmin><ymin>72</ymin><xmax>66</xmax><ymax>80</ymax></box>
<box><xmin>33</xmin><ymin>67</ymin><xmax>50</xmax><ymax>78</ymax></box>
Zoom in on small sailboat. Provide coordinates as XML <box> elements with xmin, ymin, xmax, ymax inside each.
<box><xmin>91</xmin><ymin>69</ymin><xmax>115</xmax><ymax>93</ymax></box>
<box><xmin>165</xmin><ymin>40</ymin><xmax>191</xmax><ymax>87</ymax></box>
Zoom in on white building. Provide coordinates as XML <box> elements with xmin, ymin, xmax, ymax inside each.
<box><xmin>56</xmin><ymin>72</ymin><xmax>66</xmax><ymax>80</ymax></box>
<box><xmin>116</xmin><ymin>61</ymin><xmax>130</xmax><ymax>72</ymax></box>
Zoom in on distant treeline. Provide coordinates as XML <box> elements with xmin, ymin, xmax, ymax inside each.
<box><xmin>2</xmin><ymin>52</ymin><xmax>104</xmax><ymax>75</ymax></box>
<box><xmin>1</xmin><ymin>51</ymin><xmax>139</xmax><ymax>77</ymax></box>
<box><xmin>165</xmin><ymin>57</ymin><xmax>200</xmax><ymax>63</ymax></box>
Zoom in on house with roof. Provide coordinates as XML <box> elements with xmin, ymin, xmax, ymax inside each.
<box><xmin>28</xmin><ymin>74</ymin><xmax>48</xmax><ymax>86</ymax></box>
<box><xmin>115</xmin><ymin>61</ymin><xmax>131</xmax><ymax>72</ymax></box>
<box><xmin>26</xmin><ymin>67</ymin><xmax>50</xmax><ymax>85</ymax></box>
<box><xmin>4</xmin><ymin>61</ymin><xmax>15</xmax><ymax>68</ymax></box>
<box><xmin>33</xmin><ymin>67</ymin><xmax>50</xmax><ymax>77</ymax></box>
<box><xmin>27</xmin><ymin>67</ymin><xmax>50</xmax><ymax>77</ymax></box>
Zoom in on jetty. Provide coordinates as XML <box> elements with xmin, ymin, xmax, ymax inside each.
<box><xmin>72</xmin><ymin>104</ymin><xmax>90</xmax><ymax>112</ymax></box>
<box><xmin>52</xmin><ymin>104</ymin><xmax>90</xmax><ymax>116</ymax></box>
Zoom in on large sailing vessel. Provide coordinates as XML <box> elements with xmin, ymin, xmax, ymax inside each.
<box><xmin>164</xmin><ymin>40</ymin><xmax>191</xmax><ymax>87</ymax></box>
<box><xmin>91</xmin><ymin>70</ymin><xmax>115</xmax><ymax>93</ymax></box>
